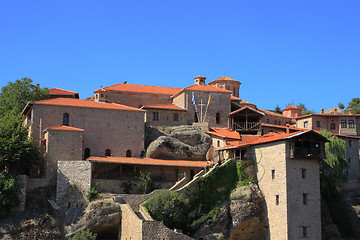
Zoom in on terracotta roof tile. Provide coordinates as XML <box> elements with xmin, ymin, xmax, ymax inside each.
<box><xmin>29</xmin><ymin>98</ymin><xmax>144</xmax><ymax>112</ymax></box>
<box><xmin>208</xmin><ymin>76</ymin><xmax>241</xmax><ymax>85</ymax></box>
<box><xmin>49</xmin><ymin>88</ymin><xmax>78</xmax><ymax>96</ymax></box>
<box><xmin>141</xmin><ymin>104</ymin><xmax>187</xmax><ymax>111</ymax></box>
<box><xmin>184</xmin><ymin>84</ymin><xmax>231</xmax><ymax>93</ymax></box>
<box><xmin>296</xmin><ymin>113</ymin><xmax>360</xmax><ymax>119</ymax></box>
<box><xmin>207</xmin><ymin>128</ymin><xmax>241</xmax><ymax>140</ymax></box>
<box><xmin>94</xmin><ymin>83</ymin><xmax>181</xmax><ymax>95</ymax></box>
<box><xmin>231</xmin><ymin>96</ymin><xmax>241</xmax><ymax>100</ymax></box>
<box><xmin>283</xmin><ymin>105</ymin><xmax>301</xmax><ymax>111</ymax></box>
<box><xmin>261</xmin><ymin>123</ymin><xmax>305</xmax><ymax>132</ymax></box>
<box><xmin>88</xmin><ymin>156</ymin><xmax>207</xmax><ymax>168</ymax></box>
<box><xmin>45</xmin><ymin>125</ymin><xmax>84</xmax><ymax>132</ymax></box>
<box><xmin>259</xmin><ymin>108</ymin><xmax>292</xmax><ymax>119</ymax></box>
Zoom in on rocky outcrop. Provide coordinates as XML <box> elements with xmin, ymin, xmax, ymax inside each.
<box><xmin>146</xmin><ymin>125</ymin><xmax>212</xmax><ymax>160</ymax></box>
<box><xmin>192</xmin><ymin>184</ymin><xmax>265</xmax><ymax>240</ymax></box>
<box><xmin>65</xmin><ymin>198</ymin><xmax>122</xmax><ymax>239</ymax></box>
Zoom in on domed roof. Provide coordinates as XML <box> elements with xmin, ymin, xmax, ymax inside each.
<box><xmin>208</xmin><ymin>76</ymin><xmax>241</xmax><ymax>85</ymax></box>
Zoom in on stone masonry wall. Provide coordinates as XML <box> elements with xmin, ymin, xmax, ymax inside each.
<box><xmin>29</xmin><ymin>104</ymin><xmax>145</xmax><ymax>158</ymax></box>
<box><xmin>145</xmin><ymin>108</ymin><xmax>187</xmax><ymax>127</ymax></box>
<box><xmin>254</xmin><ymin>141</ymin><xmax>288</xmax><ymax>240</ymax></box>
<box><xmin>342</xmin><ymin>138</ymin><xmax>360</xmax><ymax>181</ymax></box>
<box><xmin>120</xmin><ymin>204</ymin><xmax>143</xmax><ymax>240</ymax></box>
<box><xmin>56</xmin><ymin>161</ymin><xmax>92</xmax><ymax>207</ymax></box>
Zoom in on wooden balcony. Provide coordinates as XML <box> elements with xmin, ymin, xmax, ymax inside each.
<box><xmin>233</xmin><ymin>122</ymin><xmax>261</xmax><ymax>131</ymax></box>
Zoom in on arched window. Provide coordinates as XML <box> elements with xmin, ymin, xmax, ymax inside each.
<box><xmin>63</xmin><ymin>113</ymin><xmax>69</xmax><ymax>126</ymax></box>
<box><xmin>126</xmin><ymin>150</ymin><xmax>132</xmax><ymax>157</ymax></box>
<box><xmin>105</xmin><ymin>149</ymin><xmax>111</xmax><ymax>156</ymax></box>
<box><xmin>84</xmin><ymin>148</ymin><xmax>90</xmax><ymax>160</ymax></box>
<box><xmin>216</xmin><ymin>113</ymin><xmax>220</xmax><ymax>124</ymax></box>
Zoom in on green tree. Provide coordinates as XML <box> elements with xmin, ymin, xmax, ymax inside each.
<box><xmin>345</xmin><ymin>98</ymin><xmax>360</xmax><ymax>114</ymax></box>
<box><xmin>297</xmin><ymin>103</ymin><xmax>315</xmax><ymax>116</ymax></box>
<box><xmin>274</xmin><ymin>105</ymin><xmax>282</xmax><ymax>114</ymax></box>
<box><xmin>0</xmin><ymin>172</ymin><xmax>19</xmax><ymax>218</ymax></box>
<box><xmin>70</xmin><ymin>230</ymin><xmax>97</xmax><ymax>240</ymax></box>
<box><xmin>0</xmin><ymin>77</ymin><xmax>49</xmax><ymax>118</ymax></box>
<box><xmin>338</xmin><ymin>102</ymin><xmax>345</xmax><ymax>110</ymax></box>
<box><xmin>137</xmin><ymin>171</ymin><xmax>154</xmax><ymax>194</ymax></box>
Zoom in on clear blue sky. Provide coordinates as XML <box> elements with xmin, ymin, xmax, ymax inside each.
<box><xmin>1</xmin><ymin>0</ymin><xmax>359</xmax><ymax>112</ymax></box>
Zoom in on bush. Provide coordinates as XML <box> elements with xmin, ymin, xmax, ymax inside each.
<box><xmin>144</xmin><ymin>190</ymin><xmax>190</xmax><ymax>229</ymax></box>
<box><xmin>86</xmin><ymin>187</ymin><xmax>99</xmax><ymax>202</ymax></box>
<box><xmin>0</xmin><ymin>172</ymin><xmax>19</xmax><ymax>218</ymax></box>
<box><xmin>120</xmin><ymin>181</ymin><xmax>133</xmax><ymax>194</ymax></box>
<box><xmin>137</xmin><ymin>171</ymin><xmax>154</xmax><ymax>194</ymax></box>
<box><xmin>70</xmin><ymin>229</ymin><xmax>97</xmax><ymax>240</ymax></box>
<box><xmin>190</xmin><ymin>207</ymin><xmax>220</xmax><ymax>231</ymax></box>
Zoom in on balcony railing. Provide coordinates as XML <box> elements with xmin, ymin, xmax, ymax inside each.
<box><xmin>233</xmin><ymin>122</ymin><xmax>261</xmax><ymax>131</ymax></box>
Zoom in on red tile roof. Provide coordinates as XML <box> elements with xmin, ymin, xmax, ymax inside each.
<box><xmin>231</xmin><ymin>96</ymin><xmax>241</xmax><ymax>100</ymax></box>
<box><xmin>184</xmin><ymin>84</ymin><xmax>231</xmax><ymax>93</ymax></box>
<box><xmin>207</xmin><ymin>128</ymin><xmax>241</xmax><ymax>140</ymax></box>
<box><xmin>208</xmin><ymin>76</ymin><xmax>241</xmax><ymax>85</ymax></box>
<box><xmin>296</xmin><ymin>113</ymin><xmax>360</xmax><ymax>119</ymax></box>
<box><xmin>283</xmin><ymin>105</ymin><xmax>301</xmax><ymax>111</ymax></box>
<box><xmin>44</xmin><ymin>125</ymin><xmax>84</xmax><ymax>132</ymax></box>
<box><xmin>49</xmin><ymin>88</ymin><xmax>78</xmax><ymax>96</ymax></box>
<box><xmin>261</xmin><ymin>123</ymin><xmax>305</xmax><ymax>132</ymax></box>
<box><xmin>88</xmin><ymin>156</ymin><xmax>207</xmax><ymax>168</ymax></box>
<box><xmin>230</xmin><ymin>106</ymin><xmax>265</xmax><ymax>116</ymax></box>
<box><xmin>26</xmin><ymin>98</ymin><xmax>144</xmax><ymax>112</ymax></box>
<box><xmin>259</xmin><ymin>108</ymin><xmax>292</xmax><ymax>119</ymax></box>
<box><xmin>94</xmin><ymin>83</ymin><xmax>182</xmax><ymax>95</ymax></box>
<box><xmin>141</xmin><ymin>104</ymin><xmax>187</xmax><ymax>111</ymax></box>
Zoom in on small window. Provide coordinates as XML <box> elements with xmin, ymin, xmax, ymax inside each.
<box><xmin>274</xmin><ymin>120</ymin><xmax>277</xmax><ymax>125</ymax></box>
<box><xmin>303</xmin><ymin>193</ymin><xmax>308</xmax><ymax>205</ymax></box>
<box><xmin>278</xmin><ymin>121</ymin><xmax>281</xmax><ymax>125</ymax></box>
<box><xmin>216</xmin><ymin>113</ymin><xmax>220</xmax><ymax>124</ymax></box>
<box><xmin>267</xmin><ymin>119</ymin><xmax>269</xmax><ymax>123</ymax></box>
<box><xmin>341</xmin><ymin>120</ymin><xmax>347</xmax><ymax>128</ymax></box>
<box><xmin>153</xmin><ymin>112</ymin><xmax>159</xmax><ymax>121</ymax></box>
<box><xmin>330</xmin><ymin>123</ymin><xmax>336</xmax><ymax>130</ymax></box>
<box><xmin>84</xmin><ymin>148</ymin><xmax>90</xmax><ymax>160</ymax></box>
<box><xmin>101</xmin><ymin>94</ymin><xmax>104</xmax><ymax>98</ymax></box>
<box><xmin>271</xmin><ymin>170</ymin><xmax>275</xmax><ymax>179</ymax></box>
<box><xmin>194</xmin><ymin>112</ymin><xmax>198</xmax><ymax>122</ymax></box>
<box><xmin>349</xmin><ymin>120</ymin><xmax>354</xmax><ymax>128</ymax></box>
<box><xmin>302</xmin><ymin>227</ymin><xmax>308</xmax><ymax>238</ymax></box>
<box><xmin>349</xmin><ymin>140</ymin><xmax>352</xmax><ymax>147</ymax></box>
<box><xmin>276</xmin><ymin>195</ymin><xmax>279</xmax><ymax>205</ymax></box>
<box><xmin>217</xmin><ymin>140</ymin><xmax>220</xmax><ymax>147</ymax></box>
<box><xmin>105</xmin><ymin>149</ymin><xmax>111</xmax><ymax>156</ymax></box>
<box><xmin>316</xmin><ymin>121</ymin><xmax>320</xmax><ymax>128</ymax></box>
<box><xmin>173</xmin><ymin>113</ymin><xmax>178</xmax><ymax>121</ymax></box>
<box><xmin>126</xmin><ymin>150</ymin><xmax>132</xmax><ymax>157</ymax></box>
<box><xmin>140</xmin><ymin>151</ymin><xmax>145</xmax><ymax>158</ymax></box>
<box><xmin>304</xmin><ymin>121</ymin><xmax>308</xmax><ymax>128</ymax></box>
<box><xmin>302</xmin><ymin>169</ymin><xmax>306</xmax><ymax>179</ymax></box>
<box><xmin>349</xmin><ymin>158</ymin><xmax>351</xmax><ymax>163</ymax></box>
<box><xmin>63</xmin><ymin>113</ymin><xmax>69</xmax><ymax>126</ymax></box>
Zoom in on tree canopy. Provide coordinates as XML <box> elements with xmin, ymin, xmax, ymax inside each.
<box><xmin>274</xmin><ymin>105</ymin><xmax>282</xmax><ymax>114</ymax></box>
<box><xmin>285</xmin><ymin>102</ymin><xmax>314</xmax><ymax>115</ymax></box>
<box><xmin>345</xmin><ymin>98</ymin><xmax>360</xmax><ymax>114</ymax></box>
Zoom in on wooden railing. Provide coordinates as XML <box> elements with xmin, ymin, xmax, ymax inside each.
<box><xmin>233</xmin><ymin>122</ymin><xmax>261</xmax><ymax>131</ymax></box>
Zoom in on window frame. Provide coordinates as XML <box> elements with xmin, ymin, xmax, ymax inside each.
<box><xmin>341</xmin><ymin>120</ymin><xmax>347</xmax><ymax>128</ymax></box>
<box><xmin>152</xmin><ymin>112</ymin><xmax>159</xmax><ymax>121</ymax></box>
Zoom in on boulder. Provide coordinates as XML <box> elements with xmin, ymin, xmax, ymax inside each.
<box><xmin>146</xmin><ymin>125</ymin><xmax>211</xmax><ymax>160</ymax></box>
<box><xmin>65</xmin><ymin>198</ymin><xmax>121</xmax><ymax>239</ymax></box>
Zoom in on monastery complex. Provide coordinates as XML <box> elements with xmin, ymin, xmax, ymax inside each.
<box><xmin>20</xmin><ymin>76</ymin><xmax>360</xmax><ymax>240</ymax></box>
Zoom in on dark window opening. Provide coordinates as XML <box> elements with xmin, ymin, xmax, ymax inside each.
<box><xmin>84</xmin><ymin>148</ymin><xmax>90</xmax><ymax>160</ymax></box>
<box><xmin>105</xmin><ymin>149</ymin><xmax>111</xmax><ymax>156</ymax></box>
<box><xmin>140</xmin><ymin>151</ymin><xmax>145</xmax><ymax>158</ymax></box>
<box><xmin>330</xmin><ymin>123</ymin><xmax>336</xmax><ymax>130</ymax></box>
<box><xmin>349</xmin><ymin>120</ymin><xmax>354</xmax><ymax>128</ymax></box>
<box><xmin>216</xmin><ymin>113</ymin><xmax>220</xmax><ymax>124</ymax></box>
<box><xmin>304</xmin><ymin>121</ymin><xmax>308</xmax><ymax>128</ymax></box>
<box><xmin>267</xmin><ymin>119</ymin><xmax>269</xmax><ymax>123</ymax></box>
<box><xmin>341</xmin><ymin>120</ymin><xmax>347</xmax><ymax>128</ymax></box>
<box><xmin>349</xmin><ymin>158</ymin><xmax>351</xmax><ymax>163</ymax></box>
<box><xmin>302</xmin><ymin>169</ymin><xmax>306</xmax><ymax>179</ymax></box>
<box><xmin>153</xmin><ymin>112</ymin><xmax>159</xmax><ymax>121</ymax></box>
<box><xmin>173</xmin><ymin>113</ymin><xmax>178</xmax><ymax>121</ymax></box>
<box><xmin>349</xmin><ymin>140</ymin><xmax>352</xmax><ymax>147</ymax></box>
<box><xmin>126</xmin><ymin>150</ymin><xmax>132</xmax><ymax>157</ymax></box>
<box><xmin>194</xmin><ymin>112</ymin><xmax>198</xmax><ymax>122</ymax></box>
<box><xmin>316</xmin><ymin>121</ymin><xmax>320</xmax><ymax>128</ymax></box>
<box><xmin>276</xmin><ymin>195</ymin><xmax>279</xmax><ymax>205</ymax></box>
<box><xmin>217</xmin><ymin>140</ymin><xmax>220</xmax><ymax>147</ymax></box>
<box><xmin>190</xmin><ymin>169</ymin><xmax>195</xmax><ymax>179</ymax></box>
<box><xmin>63</xmin><ymin>113</ymin><xmax>69</xmax><ymax>126</ymax></box>
<box><xmin>303</xmin><ymin>193</ymin><xmax>308</xmax><ymax>205</ymax></box>
<box><xmin>271</xmin><ymin>170</ymin><xmax>275</xmax><ymax>179</ymax></box>
<box><xmin>302</xmin><ymin>227</ymin><xmax>308</xmax><ymax>238</ymax></box>
<box><xmin>100</xmin><ymin>94</ymin><xmax>104</xmax><ymax>97</ymax></box>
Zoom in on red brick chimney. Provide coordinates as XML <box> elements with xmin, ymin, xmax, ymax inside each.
<box><xmin>286</xmin><ymin>124</ymin><xmax>290</xmax><ymax>134</ymax></box>
<box><xmin>321</xmin><ymin>108</ymin><xmax>324</xmax><ymax>114</ymax></box>
<box><xmin>334</xmin><ymin>108</ymin><xmax>337</xmax><ymax>114</ymax></box>
<box><xmin>349</xmin><ymin>108</ymin><xmax>352</xmax><ymax>115</ymax></box>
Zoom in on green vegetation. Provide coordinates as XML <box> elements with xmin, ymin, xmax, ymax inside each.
<box><xmin>320</xmin><ymin>130</ymin><xmax>353</xmax><ymax>238</ymax></box>
<box><xmin>137</xmin><ymin>171</ymin><xmax>154</xmax><ymax>194</ymax></box>
<box><xmin>120</xmin><ymin>181</ymin><xmax>133</xmax><ymax>194</ymax></box>
<box><xmin>345</xmin><ymin>98</ymin><xmax>360</xmax><ymax>114</ymax></box>
<box><xmin>86</xmin><ymin>187</ymin><xmax>99</xmax><ymax>201</ymax></box>
<box><xmin>0</xmin><ymin>78</ymin><xmax>48</xmax><ymax>218</ymax></box>
<box><xmin>144</xmin><ymin>159</ymin><xmax>254</xmax><ymax>233</ymax></box>
<box><xmin>70</xmin><ymin>229</ymin><xmax>97</xmax><ymax>240</ymax></box>
<box><xmin>274</xmin><ymin>105</ymin><xmax>282</xmax><ymax>114</ymax></box>
<box><xmin>285</xmin><ymin>102</ymin><xmax>314</xmax><ymax>115</ymax></box>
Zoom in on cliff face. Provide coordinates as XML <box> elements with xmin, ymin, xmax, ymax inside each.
<box><xmin>192</xmin><ymin>183</ymin><xmax>266</xmax><ymax>240</ymax></box>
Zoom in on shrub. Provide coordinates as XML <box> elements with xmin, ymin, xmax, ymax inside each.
<box><xmin>137</xmin><ymin>171</ymin><xmax>154</xmax><ymax>194</ymax></box>
<box><xmin>190</xmin><ymin>207</ymin><xmax>220</xmax><ymax>231</ymax></box>
<box><xmin>86</xmin><ymin>187</ymin><xmax>99</xmax><ymax>202</ymax></box>
<box><xmin>0</xmin><ymin>172</ymin><xmax>19</xmax><ymax>218</ymax></box>
<box><xmin>70</xmin><ymin>229</ymin><xmax>97</xmax><ymax>240</ymax></box>
<box><xmin>120</xmin><ymin>181</ymin><xmax>133</xmax><ymax>194</ymax></box>
<box><xmin>144</xmin><ymin>190</ymin><xmax>190</xmax><ymax>229</ymax></box>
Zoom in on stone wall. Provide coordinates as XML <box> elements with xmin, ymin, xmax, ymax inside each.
<box><xmin>341</xmin><ymin>137</ymin><xmax>360</xmax><ymax>181</ymax></box>
<box><xmin>26</xmin><ymin>178</ymin><xmax>49</xmax><ymax>190</ymax></box>
<box><xmin>13</xmin><ymin>175</ymin><xmax>27</xmax><ymax>211</ymax></box>
<box><xmin>144</xmin><ymin>108</ymin><xmax>187</xmax><ymax>127</ymax></box>
<box><xmin>120</xmin><ymin>204</ymin><xmax>143</xmax><ymax>239</ymax></box>
<box><xmin>56</xmin><ymin>161</ymin><xmax>92</xmax><ymax>207</ymax></box>
<box><xmin>29</xmin><ymin>104</ymin><xmax>145</xmax><ymax>158</ymax></box>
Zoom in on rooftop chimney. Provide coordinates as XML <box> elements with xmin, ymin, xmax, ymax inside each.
<box><xmin>286</xmin><ymin>124</ymin><xmax>290</xmax><ymax>134</ymax></box>
<box><xmin>349</xmin><ymin>108</ymin><xmax>352</xmax><ymax>115</ymax></box>
<box><xmin>334</xmin><ymin>108</ymin><xmax>337</xmax><ymax>114</ymax></box>
<box><xmin>321</xmin><ymin>108</ymin><xmax>324</xmax><ymax>114</ymax></box>
<box><xmin>194</xmin><ymin>75</ymin><xmax>206</xmax><ymax>85</ymax></box>
<box><xmin>37</xmin><ymin>83</ymin><xmax>40</xmax><ymax>87</ymax></box>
